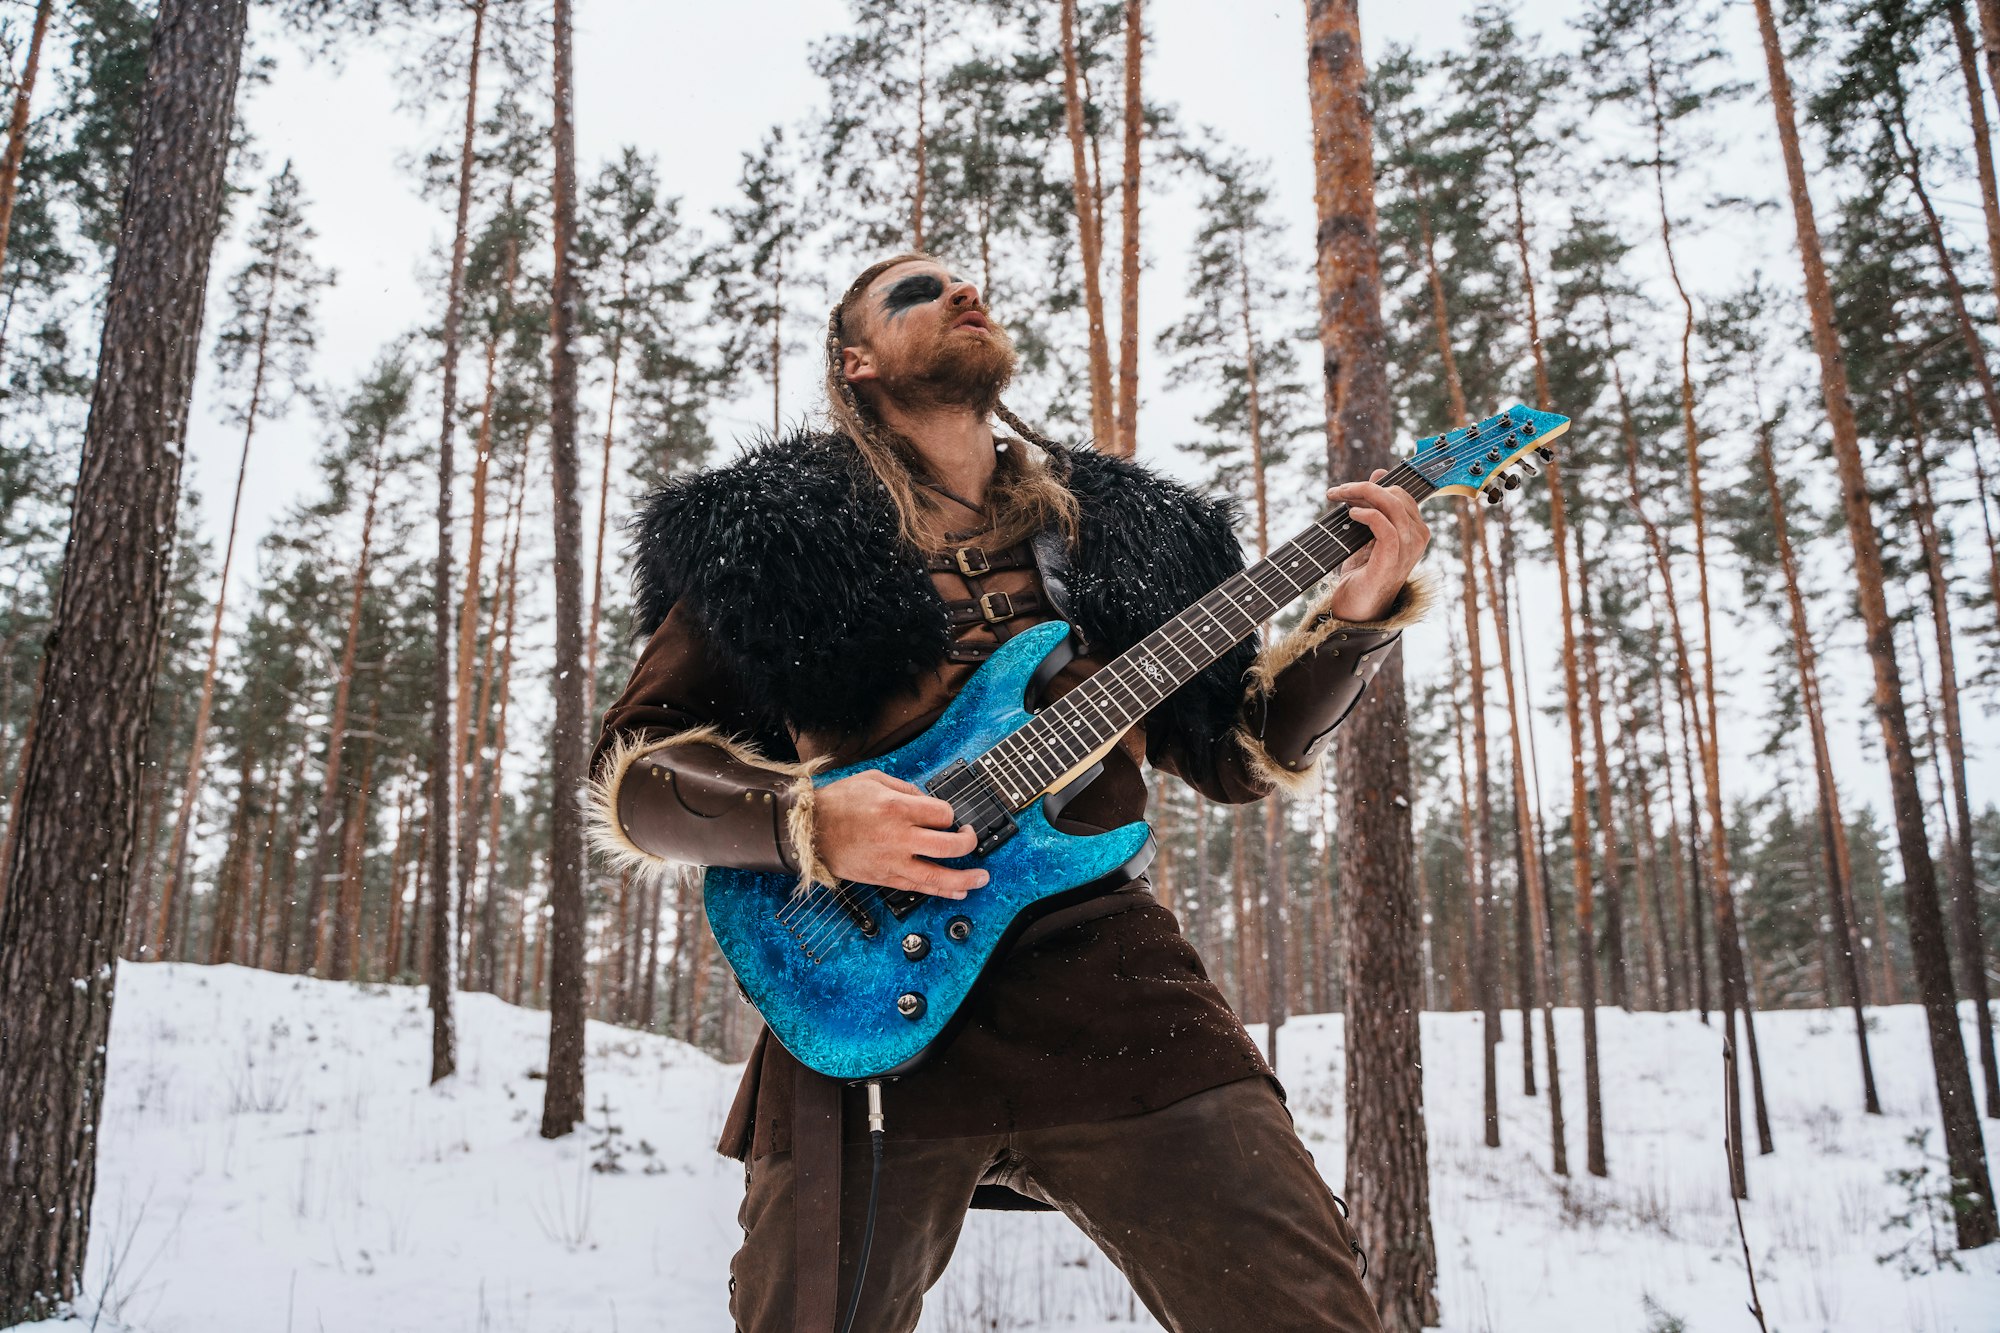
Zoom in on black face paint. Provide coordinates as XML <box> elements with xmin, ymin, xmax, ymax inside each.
<box><xmin>881</xmin><ymin>273</ymin><xmax>946</xmax><ymax>318</ymax></box>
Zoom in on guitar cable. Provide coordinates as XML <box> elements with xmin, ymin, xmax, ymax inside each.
<box><xmin>838</xmin><ymin>1080</ymin><xmax>887</xmax><ymax>1333</ymax></box>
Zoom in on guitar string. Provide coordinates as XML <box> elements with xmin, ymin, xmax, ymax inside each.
<box><xmin>771</xmin><ymin>414</ymin><xmax>1539</xmax><ymax>951</ymax></box>
<box><xmin>980</xmin><ymin>418</ymin><xmax>1530</xmax><ymax>793</ymax></box>
<box><xmin>774</xmin><ymin>420</ymin><xmax>1521</xmax><ymax>951</ymax></box>
<box><xmin>772</xmin><ymin>755</ymin><xmax>1001</xmax><ymax>941</ymax></box>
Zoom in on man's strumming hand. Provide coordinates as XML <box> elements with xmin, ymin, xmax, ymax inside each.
<box><xmin>815</xmin><ymin>770</ymin><xmax>988</xmax><ymax>899</ymax></box>
<box><xmin>1323</xmin><ymin>468</ymin><xmax>1431</xmax><ymax>623</ymax></box>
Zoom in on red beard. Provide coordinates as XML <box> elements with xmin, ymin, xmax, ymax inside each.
<box><xmin>872</xmin><ymin>313</ymin><xmax>1017</xmax><ymax>416</ymax></box>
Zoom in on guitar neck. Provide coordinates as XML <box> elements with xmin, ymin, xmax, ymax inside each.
<box><xmin>976</xmin><ymin>460</ymin><xmax>1438</xmax><ymax>809</ymax></box>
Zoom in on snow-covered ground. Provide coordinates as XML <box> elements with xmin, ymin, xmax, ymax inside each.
<box><xmin>19</xmin><ymin>963</ymin><xmax>2000</xmax><ymax>1332</ymax></box>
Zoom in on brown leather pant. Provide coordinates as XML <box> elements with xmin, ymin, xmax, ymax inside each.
<box><xmin>728</xmin><ymin>1076</ymin><xmax>1383</xmax><ymax>1333</ymax></box>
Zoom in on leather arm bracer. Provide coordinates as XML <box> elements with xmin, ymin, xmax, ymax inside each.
<box><xmin>586</xmin><ymin>727</ymin><xmax>827</xmax><ymax>888</ymax></box>
<box><xmin>1232</xmin><ymin>572</ymin><xmax>1438</xmax><ymax>792</ymax></box>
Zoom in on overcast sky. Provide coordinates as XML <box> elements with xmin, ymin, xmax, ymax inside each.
<box><xmin>174</xmin><ymin>0</ymin><xmax>1997</xmax><ymax>834</ymax></box>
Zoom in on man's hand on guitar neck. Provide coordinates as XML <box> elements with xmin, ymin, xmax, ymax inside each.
<box><xmin>816</xmin><ymin>770</ymin><xmax>990</xmax><ymax>899</ymax></box>
<box><xmin>1323</xmin><ymin>468</ymin><xmax>1432</xmax><ymax>623</ymax></box>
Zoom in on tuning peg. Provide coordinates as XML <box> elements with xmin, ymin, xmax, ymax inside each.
<box><xmin>1535</xmin><ymin>445</ymin><xmax>1554</xmax><ymax>462</ymax></box>
<box><xmin>1483</xmin><ymin>484</ymin><xmax>1504</xmax><ymax>505</ymax></box>
<box><xmin>1515</xmin><ymin>458</ymin><xmax>1540</xmax><ymax>476</ymax></box>
<box><xmin>1502</xmin><ymin>470</ymin><xmax>1523</xmax><ymax>491</ymax></box>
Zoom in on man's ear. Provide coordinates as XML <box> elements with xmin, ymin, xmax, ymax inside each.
<box><xmin>841</xmin><ymin>344</ymin><xmax>878</xmax><ymax>385</ymax></box>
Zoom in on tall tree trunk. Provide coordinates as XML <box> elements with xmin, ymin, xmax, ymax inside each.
<box><xmin>1890</xmin><ymin>98</ymin><xmax>2000</xmax><ymax>442</ymax></box>
<box><xmin>478</xmin><ymin>465</ymin><xmax>524</xmax><ymax>994</ymax></box>
<box><xmin>1305</xmin><ymin>6</ymin><xmax>1439</xmax><ymax>1321</ymax></box>
<box><xmin>0</xmin><ymin>1</ymin><xmax>249</xmax><ymax>1316</ymax></box>
<box><xmin>1752</xmin><ymin>0</ymin><xmax>1998</xmax><ymax>1245</ymax></box>
<box><xmin>1610</xmin><ymin>321</ymin><xmax>1713</xmax><ymax>1024</ymax></box>
<box><xmin>1949</xmin><ymin>2</ymin><xmax>2000</xmax><ymax>282</ymax></box>
<box><xmin>1415</xmin><ymin>194</ymin><xmax>1500</xmax><ymax>1146</ymax></box>
<box><xmin>1061</xmin><ymin>0</ymin><xmax>1116</xmax><ymax>451</ymax></box>
<box><xmin>0</xmin><ymin>0</ymin><xmax>51</xmax><ymax>374</ymax></box>
<box><xmin>303</xmin><ymin>444</ymin><xmax>386</xmax><ymax>974</ymax></box>
<box><xmin>1237</xmin><ymin>234</ymin><xmax>1287</xmax><ymax>1061</ymax></box>
<box><xmin>1645</xmin><ymin>37</ymin><xmax>1771</xmax><ymax>1171</ymax></box>
<box><xmin>541</xmin><ymin>0</ymin><xmax>589</xmax><ymax>1140</ymax></box>
<box><xmin>328</xmin><ymin>699</ymin><xmax>380</xmax><ymax>982</ymax></box>
<box><xmin>454</xmin><ymin>231</ymin><xmax>518</xmax><ymax>987</ymax></box>
<box><xmin>382</xmin><ymin>781</ymin><xmax>410</xmax><ymax>980</ymax></box>
<box><xmin>429</xmin><ymin>0</ymin><xmax>487</xmax><ymax>1087</ymax></box>
<box><xmin>207</xmin><ymin>748</ymin><xmax>257</xmax><ymax>966</ymax></box>
<box><xmin>1900</xmin><ymin>403</ymin><xmax>2000</xmax><ymax>1118</ymax></box>
<box><xmin>640</xmin><ymin>879</ymin><xmax>660</xmax><ymax>1028</ymax></box>
<box><xmin>153</xmin><ymin>313</ymin><xmax>269</xmax><ymax>959</ymax></box>
<box><xmin>1575</xmin><ymin>521</ymin><xmax>1630</xmax><ymax>1013</ymax></box>
<box><xmin>1504</xmin><ymin>121</ymin><xmax>1608</xmax><ymax>1176</ymax></box>
<box><xmin>586</xmin><ymin>250</ymin><xmax>632</xmax><ymax>723</ymax></box>
<box><xmin>1754</xmin><ymin>420</ymin><xmax>1880</xmax><ymax>1113</ymax></box>
<box><xmin>1114</xmin><ymin>0</ymin><xmax>1142</xmax><ymax>458</ymax></box>
<box><xmin>1545</xmin><ymin>460</ymin><xmax>1608</xmax><ymax>1180</ymax></box>
<box><xmin>1982</xmin><ymin>0</ymin><xmax>2000</xmax><ymax>121</ymax></box>
<box><xmin>1481</xmin><ymin>519</ymin><xmax>1566</xmax><ymax>1172</ymax></box>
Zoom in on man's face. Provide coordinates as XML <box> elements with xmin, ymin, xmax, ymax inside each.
<box><xmin>841</xmin><ymin>260</ymin><xmax>1016</xmax><ymax>415</ymax></box>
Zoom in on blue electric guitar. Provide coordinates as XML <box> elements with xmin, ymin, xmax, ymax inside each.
<box><xmin>707</xmin><ymin>405</ymin><xmax>1568</xmax><ymax>1080</ymax></box>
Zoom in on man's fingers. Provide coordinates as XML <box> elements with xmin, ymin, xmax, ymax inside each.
<box><xmin>895</xmin><ymin>859</ymin><xmax>989</xmax><ymax>898</ymax></box>
<box><xmin>908</xmin><ymin>823</ymin><xmax>979</xmax><ymax>859</ymax></box>
<box><xmin>871</xmin><ymin>771</ymin><xmax>926</xmax><ymax>796</ymax></box>
<box><xmin>1349</xmin><ymin>505</ymin><xmax>1399</xmax><ymax>550</ymax></box>
<box><xmin>894</xmin><ymin>790</ymin><xmax>961</xmax><ymax>828</ymax></box>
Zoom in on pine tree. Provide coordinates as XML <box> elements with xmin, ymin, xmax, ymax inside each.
<box><xmin>1304</xmin><ymin>2</ymin><xmax>1439</xmax><ymax>1322</ymax></box>
<box><xmin>712</xmin><ymin>129</ymin><xmax>813</xmax><ymax>438</ymax></box>
<box><xmin>0</xmin><ymin>0</ymin><xmax>249</xmax><ymax>1315</ymax></box>
<box><xmin>1751</xmin><ymin>0</ymin><xmax>1998</xmax><ymax>1246</ymax></box>
<box><xmin>1586</xmin><ymin>0</ymin><xmax>1786</xmax><ymax>1179</ymax></box>
<box><xmin>1373</xmin><ymin>41</ymin><xmax>1519</xmax><ymax>1147</ymax></box>
<box><xmin>0</xmin><ymin>0</ymin><xmax>53</xmax><ymax>303</ymax></box>
<box><xmin>1705</xmin><ymin>279</ymin><xmax>1882</xmax><ymax>1112</ymax></box>
<box><xmin>155</xmin><ymin>161</ymin><xmax>332</xmax><ymax>960</ymax></box>
<box><xmin>811</xmin><ymin>0</ymin><xmax>961</xmax><ymax>250</ymax></box>
<box><xmin>540</xmin><ymin>0</ymin><xmax>587</xmax><ymax>1140</ymax></box>
<box><xmin>1158</xmin><ymin>137</ymin><xmax>1315</xmax><ymax>1063</ymax></box>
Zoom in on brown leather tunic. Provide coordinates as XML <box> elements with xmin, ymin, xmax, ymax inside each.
<box><xmin>593</xmin><ymin>501</ymin><xmax>1281</xmax><ymax>1159</ymax></box>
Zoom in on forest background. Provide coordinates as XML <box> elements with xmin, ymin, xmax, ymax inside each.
<box><xmin>2</xmin><ymin>0</ymin><xmax>2000</xmax><ymax>1326</ymax></box>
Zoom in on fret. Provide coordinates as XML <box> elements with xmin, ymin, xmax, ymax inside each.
<box><xmin>982</xmin><ymin>451</ymin><xmax>1473</xmax><ymax>802</ymax></box>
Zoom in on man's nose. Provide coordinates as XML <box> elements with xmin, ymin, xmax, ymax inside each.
<box><xmin>946</xmin><ymin>278</ymin><xmax>982</xmax><ymax>309</ymax></box>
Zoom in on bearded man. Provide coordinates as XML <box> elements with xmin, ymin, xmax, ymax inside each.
<box><xmin>587</xmin><ymin>253</ymin><xmax>1431</xmax><ymax>1333</ymax></box>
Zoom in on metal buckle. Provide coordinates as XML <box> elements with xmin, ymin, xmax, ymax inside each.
<box><xmin>955</xmin><ymin>547</ymin><xmax>991</xmax><ymax>577</ymax></box>
<box><xmin>979</xmin><ymin>591</ymin><xmax>1014</xmax><ymax>622</ymax></box>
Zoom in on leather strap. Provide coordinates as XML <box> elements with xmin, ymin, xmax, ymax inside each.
<box><xmin>1029</xmin><ymin>528</ymin><xmax>1081</xmax><ymax>647</ymax></box>
<box><xmin>793</xmin><ymin>1060</ymin><xmax>842</xmax><ymax>1333</ymax></box>
<box><xmin>923</xmin><ymin>543</ymin><xmax>1035</xmax><ymax>575</ymax></box>
<box><xmin>942</xmin><ymin>588</ymin><xmax>1045</xmax><ymax>627</ymax></box>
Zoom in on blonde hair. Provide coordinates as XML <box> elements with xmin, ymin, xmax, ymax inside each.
<box><xmin>824</xmin><ymin>252</ymin><xmax>1079</xmax><ymax>553</ymax></box>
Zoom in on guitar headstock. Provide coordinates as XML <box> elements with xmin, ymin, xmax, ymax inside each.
<box><xmin>1406</xmin><ymin>405</ymin><xmax>1570</xmax><ymax>506</ymax></box>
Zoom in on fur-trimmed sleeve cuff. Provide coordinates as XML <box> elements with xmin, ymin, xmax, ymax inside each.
<box><xmin>584</xmin><ymin>725</ymin><xmax>831</xmax><ymax>892</ymax></box>
<box><xmin>1230</xmin><ymin>568</ymin><xmax>1441</xmax><ymax>793</ymax></box>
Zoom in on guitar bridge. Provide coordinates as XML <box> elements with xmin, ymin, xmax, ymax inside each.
<box><xmin>830</xmin><ymin>882</ymin><xmax>879</xmax><ymax>937</ymax></box>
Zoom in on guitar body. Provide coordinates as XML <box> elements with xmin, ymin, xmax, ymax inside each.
<box><xmin>701</xmin><ymin>403</ymin><xmax>1570</xmax><ymax>1085</ymax></box>
<box><xmin>705</xmin><ymin>618</ymin><xmax>1156</xmax><ymax>1082</ymax></box>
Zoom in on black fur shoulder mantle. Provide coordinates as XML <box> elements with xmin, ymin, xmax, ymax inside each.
<box><xmin>628</xmin><ymin>429</ymin><xmax>1255</xmax><ymax>773</ymax></box>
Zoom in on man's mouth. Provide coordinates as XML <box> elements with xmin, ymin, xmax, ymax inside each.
<box><xmin>953</xmin><ymin>311</ymin><xmax>991</xmax><ymax>332</ymax></box>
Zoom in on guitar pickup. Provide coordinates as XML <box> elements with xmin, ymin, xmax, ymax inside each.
<box><xmin>973</xmin><ymin>813</ymin><xmax>1015</xmax><ymax>856</ymax></box>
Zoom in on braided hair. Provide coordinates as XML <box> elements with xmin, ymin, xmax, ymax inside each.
<box><xmin>823</xmin><ymin>253</ymin><xmax>1078</xmax><ymax>554</ymax></box>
